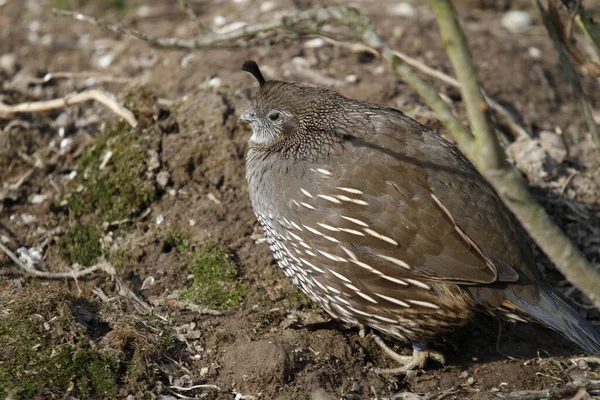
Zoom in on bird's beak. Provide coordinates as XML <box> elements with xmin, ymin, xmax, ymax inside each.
<box><xmin>239</xmin><ymin>108</ymin><xmax>255</xmax><ymax>124</ymax></box>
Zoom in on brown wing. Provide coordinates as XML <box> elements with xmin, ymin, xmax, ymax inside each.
<box><xmin>286</xmin><ymin>141</ymin><xmax>518</xmax><ymax>287</ymax></box>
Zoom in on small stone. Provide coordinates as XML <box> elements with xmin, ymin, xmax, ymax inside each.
<box><xmin>206</xmin><ymin>77</ymin><xmax>222</xmax><ymax>88</ymax></box>
<box><xmin>304</xmin><ymin>38</ymin><xmax>325</xmax><ymax>49</ymax></box>
<box><xmin>141</xmin><ymin>276</ymin><xmax>155</xmax><ymax>290</ymax></box>
<box><xmin>459</xmin><ymin>370</ymin><xmax>469</xmax><ymax>378</ymax></box>
<box><xmin>147</xmin><ymin>150</ymin><xmax>160</xmax><ymax>172</ymax></box>
<box><xmin>200</xmin><ymin>366</ymin><xmax>209</xmax><ymax>376</ymax></box>
<box><xmin>213</xmin><ymin>15</ymin><xmax>226</xmax><ymax>27</ymax></box>
<box><xmin>260</xmin><ymin>1</ymin><xmax>275</xmax><ymax>12</ymax></box>
<box><xmin>388</xmin><ymin>3</ymin><xmax>416</xmax><ymax>17</ymax></box>
<box><xmin>60</xmin><ymin>137</ymin><xmax>73</xmax><ymax>150</ymax></box>
<box><xmin>501</xmin><ymin>11</ymin><xmax>533</xmax><ymax>32</ymax></box>
<box><xmin>157</xmin><ymin>171</ymin><xmax>171</xmax><ymax>189</ymax></box>
<box><xmin>189</xmin><ymin>219</ymin><xmax>196</xmax><ymax>227</ymax></box>
<box><xmin>578</xmin><ymin>359</ymin><xmax>589</xmax><ymax>370</ymax></box>
<box><xmin>467</xmin><ymin>376</ymin><xmax>476</xmax><ymax>385</ymax></box>
<box><xmin>156</xmin><ymin>215</ymin><xmax>164</xmax><ymax>225</ymax></box>
<box><xmin>0</xmin><ymin>53</ymin><xmax>18</xmax><ymax>75</ymax></box>
<box><xmin>29</xmin><ymin>194</ymin><xmax>48</xmax><ymax>204</ymax></box>
<box><xmin>21</xmin><ymin>213</ymin><xmax>36</xmax><ymax>224</ymax></box>
<box><xmin>345</xmin><ymin>74</ymin><xmax>358</xmax><ymax>83</ymax></box>
<box><xmin>528</xmin><ymin>47</ymin><xmax>541</xmax><ymax>59</ymax></box>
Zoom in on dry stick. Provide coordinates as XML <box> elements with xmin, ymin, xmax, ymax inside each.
<box><xmin>0</xmin><ymin>241</ymin><xmax>115</xmax><ymax>279</ymax></box>
<box><xmin>325</xmin><ymin>38</ymin><xmax>530</xmax><ymax>139</ymax></box>
<box><xmin>178</xmin><ymin>0</ymin><xmax>211</xmax><ymax>34</ymax></box>
<box><xmin>52</xmin><ymin>5</ymin><xmax>600</xmax><ymax>307</ymax></box>
<box><xmin>428</xmin><ymin>0</ymin><xmax>600</xmax><ymax>308</ymax></box>
<box><xmin>538</xmin><ymin>0</ymin><xmax>600</xmax><ymax>156</ymax></box>
<box><xmin>26</xmin><ymin>71</ymin><xmax>130</xmax><ymax>84</ymax></box>
<box><xmin>560</xmin><ymin>0</ymin><xmax>600</xmax><ymax>49</ymax></box>
<box><xmin>0</xmin><ymin>89</ymin><xmax>138</xmax><ymax>128</ymax></box>
<box><xmin>429</xmin><ymin>0</ymin><xmax>506</xmax><ymax>171</ymax></box>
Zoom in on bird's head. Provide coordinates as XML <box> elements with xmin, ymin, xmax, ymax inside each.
<box><xmin>240</xmin><ymin>60</ymin><xmax>352</xmax><ymax>154</ymax></box>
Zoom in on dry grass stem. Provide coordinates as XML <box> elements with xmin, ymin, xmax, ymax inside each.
<box><xmin>0</xmin><ymin>89</ymin><xmax>138</xmax><ymax>128</ymax></box>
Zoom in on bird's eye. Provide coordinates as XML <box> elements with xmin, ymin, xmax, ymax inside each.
<box><xmin>268</xmin><ymin>112</ymin><xmax>280</xmax><ymax>122</ymax></box>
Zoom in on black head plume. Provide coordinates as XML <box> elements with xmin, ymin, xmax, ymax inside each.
<box><xmin>242</xmin><ymin>60</ymin><xmax>266</xmax><ymax>86</ymax></box>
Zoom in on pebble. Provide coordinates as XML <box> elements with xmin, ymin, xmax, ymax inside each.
<box><xmin>345</xmin><ymin>74</ymin><xmax>358</xmax><ymax>83</ymax></box>
<box><xmin>200</xmin><ymin>367</ymin><xmax>209</xmax><ymax>376</ymax></box>
<box><xmin>501</xmin><ymin>11</ymin><xmax>533</xmax><ymax>32</ymax></box>
<box><xmin>388</xmin><ymin>2</ymin><xmax>416</xmax><ymax>17</ymax></box>
<box><xmin>157</xmin><ymin>171</ymin><xmax>170</xmax><ymax>189</ymax></box>
<box><xmin>213</xmin><ymin>15</ymin><xmax>226</xmax><ymax>27</ymax></box>
<box><xmin>0</xmin><ymin>53</ymin><xmax>17</xmax><ymax>75</ymax></box>
<box><xmin>17</xmin><ymin>246</ymin><xmax>43</xmax><ymax>266</ymax></box>
<box><xmin>140</xmin><ymin>276</ymin><xmax>155</xmax><ymax>290</ymax></box>
<box><xmin>189</xmin><ymin>219</ymin><xmax>196</xmax><ymax>227</ymax></box>
<box><xmin>467</xmin><ymin>376</ymin><xmax>476</xmax><ymax>385</ymax></box>
<box><xmin>29</xmin><ymin>194</ymin><xmax>48</xmax><ymax>204</ymax></box>
<box><xmin>459</xmin><ymin>370</ymin><xmax>469</xmax><ymax>378</ymax></box>
<box><xmin>528</xmin><ymin>47</ymin><xmax>542</xmax><ymax>59</ymax></box>
<box><xmin>260</xmin><ymin>1</ymin><xmax>275</xmax><ymax>12</ymax></box>
<box><xmin>21</xmin><ymin>213</ymin><xmax>36</xmax><ymax>224</ymax></box>
<box><xmin>156</xmin><ymin>215</ymin><xmax>164</xmax><ymax>225</ymax></box>
<box><xmin>206</xmin><ymin>77</ymin><xmax>222</xmax><ymax>88</ymax></box>
<box><xmin>304</xmin><ymin>38</ymin><xmax>325</xmax><ymax>49</ymax></box>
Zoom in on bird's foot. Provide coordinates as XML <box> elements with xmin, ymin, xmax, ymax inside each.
<box><xmin>372</xmin><ymin>335</ymin><xmax>445</xmax><ymax>375</ymax></box>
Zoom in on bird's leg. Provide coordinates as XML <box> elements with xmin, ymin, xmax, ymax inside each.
<box><xmin>372</xmin><ymin>335</ymin><xmax>445</xmax><ymax>375</ymax></box>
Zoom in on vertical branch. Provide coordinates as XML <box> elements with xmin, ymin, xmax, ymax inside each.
<box><xmin>537</xmin><ymin>0</ymin><xmax>600</xmax><ymax>156</ymax></box>
<box><xmin>428</xmin><ymin>0</ymin><xmax>507</xmax><ymax>171</ymax></box>
<box><xmin>428</xmin><ymin>0</ymin><xmax>600</xmax><ymax>308</ymax></box>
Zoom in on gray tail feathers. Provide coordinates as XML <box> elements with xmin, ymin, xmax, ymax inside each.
<box><xmin>507</xmin><ymin>286</ymin><xmax>600</xmax><ymax>355</ymax></box>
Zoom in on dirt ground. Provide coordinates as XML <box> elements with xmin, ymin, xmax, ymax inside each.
<box><xmin>2</xmin><ymin>0</ymin><xmax>600</xmax><ymax>399</ymax></box>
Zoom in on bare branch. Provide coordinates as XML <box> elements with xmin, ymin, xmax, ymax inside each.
<box><xmin>0</xmin><ymin>89</ymin><xmax>138</xmax><ymax>128</ymax></box>
<box><xmin>428</xmin><ymin>0</ymin><xmax>600</xmax><ymax>308</ymax></box>
<box><xmin>0</xmin><ymin>241</ymin><xmax>115</xmax><ymax>279</ymax></box>
<box><xmin>538</xmin><ymin>0</ymin><xmax>600</xmax><ymax>156</ymax></box>
<box><xmin>178</xmin><ymin>0</ymin><xmax>211</xmax><ymax>34</ymax></box>
<box><xmin>429</xmin><ymin>0</ymin><xmax>506</xmax><ymax>171</ymax></box>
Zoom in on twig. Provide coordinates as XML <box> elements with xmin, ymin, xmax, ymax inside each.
<box><xmin>170</xmin><ymin>384</ymin><xmax>221</xmax><ymax>391</ymax></box>
<box><xmin>324</xmin><ymin>35</ymin><xmax>530</xmax><ymax>139</ymax></box>
<box><xmin>394</xmin><ymin>49</ymin><xmax>530</xmax><ymax>139</ymax></box>
<box><xmin>149</xmin><ymin>296</ymin><xmax>224</xmax><ymax>316</ymax></box>
<box><xmin>538</xmin><ymin>1</ymin><xmax>600</xmax><ymax>156</ymax></box>
<box><xmin>178</xmin><ymin>0</ymin><xmax>211</xmax><ymax>34</ymax></box>
<box><xmin>0</xmin><ymin>240</ymin><xmax>115</xmax><ymax>279</ymax></box>
<box><xmin>0</xmin><ymin>89</ymin><xmax>137</xmax><ymax>128</ymax></box>
<box><xmin>26</xmin><ymin>71</ymin><xmax>130</xmax><ymax>85</ymax></box>
<box><xmin>560</xmin><ymin>0</ymin><xmax>600</xmax><ymax>50</ymax></box>
<box><xmin>429</xmin><ymin>0</ymin><xmax>506</xmax><ymax>171</ymax></box>
<box><xmin>114</xmin><ymin>276</ymin><xmax>152</xmax><ymax>314</ymax></box>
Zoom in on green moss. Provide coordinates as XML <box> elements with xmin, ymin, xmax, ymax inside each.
<box><xmin>181</xmin><ymin>244</ymin><xmax>246</xmax><ymax>311</ymax></box>
<box><xmin>0</xmin><ymin>285</ymin><xmax>179</xmax><ymax>399</ymax></box>
<box><xmin>68</xmin><ymin>120</ymin><xmax>155</xmax><ymax>222</ymax></box>
<box><xmin>164</xmin><ymin>230</ymin><xmax>191</xmax><ymax>253</ymax></box>
<box><xmin>59</xmin><ymin>225</ymin><xmax>103</xmax><ymax>266</ymax></box>
<box><xmin>0</xmin><ymin>287</ymin><xmax>118</xmax><ymax>399</ymax></box>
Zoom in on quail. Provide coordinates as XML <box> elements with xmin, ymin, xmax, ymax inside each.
<box><xmin>240</xmin><ymin>60</ymin><xmax>600</xmax><ymax>372</ymax></box>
